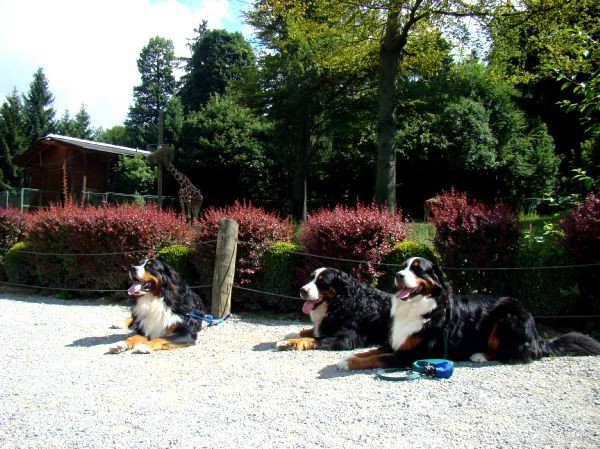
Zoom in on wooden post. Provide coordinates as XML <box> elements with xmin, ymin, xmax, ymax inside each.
<box><xmin>211</xmin><ymin>219</ymin><xmax>239</xmax><ymax>318</ymax></box>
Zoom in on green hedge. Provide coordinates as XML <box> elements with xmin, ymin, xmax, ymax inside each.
<box><xmin>5</xmin><ymin>242</ymin><xmax>38</xmax><ymax>285</ymax></box>
<box><xmin>156</xmin><ymin>244</ymin><xmax>192</xmax><ymax>283</ymax></box>
<box><xmin>241</xmin><ymin>242</ymin><xmax>303</xmax><ymax>313</ymax></box>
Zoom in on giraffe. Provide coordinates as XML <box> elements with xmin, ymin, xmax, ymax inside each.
<box><xmin>164</xmin><ymin>161</ymin><xmax>204</xmax><ymax>224</ymax></box>
<box><xmin>149</xmin><ymin>146</ymin><xmax>203</xmax><ymax>224</ymax></box>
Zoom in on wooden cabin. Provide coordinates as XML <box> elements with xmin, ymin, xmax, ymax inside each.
<box><xmin>15</xmin><ymin>134</ymin><xmax>150</xmax><ymax>205</ymax></box>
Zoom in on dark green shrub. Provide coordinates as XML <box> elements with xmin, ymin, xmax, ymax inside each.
<box><xmin>0</xmin><ymin>208</ymin><xmax>28</xmax><ymax>280</ymax></box>
<box><xmin>378</xmin><ymin>241</ymin><xmax>439</xmax><ymax>292</ymax></box>
<box><xmin>508</xmin><ymin>236</ymin><xmax>578</xmax><ymax>315</ymax></box>
<box><xmin>4</xmin><ymin>242</ymin><xmax>38</xmax><ymax>285</ymax></box>
<box><xmin>251</xmin><ymin>242</ymin><xmax>304</xmax><ymax>312</ymax></box>
<box><xmin>156</xmin><ymin>244</ymin><xmax>192</xmax><ymax>282</ymax></box>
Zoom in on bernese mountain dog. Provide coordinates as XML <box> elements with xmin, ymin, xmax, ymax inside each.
<box><xmin>276</xmin><ymin>267</ymin><xmax>392</xmax><ymax>351</ymax></box>
<box><xmin>109</xmin><ymin>258</ymin><xmax>208</xmax><ymax>354</ymax></box>
<box><xmin>339</xmin><ymin>257</ymin><xmax>600</xmax><ymax>370</ymax></box>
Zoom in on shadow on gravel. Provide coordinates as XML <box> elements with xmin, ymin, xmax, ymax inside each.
<box><xmin>316</xmin><ymin>364</ymin><xmax>362</xmax><ymax>380</ymax></box>
<box><xmin>67</xmin><ymin>334</ymin><xmax>125</xmax><ymax>348</ymax></box>
<box><xmin>253</xmin><ymin>342</ymin><xmax>276</xmax><ymax>351</ymax></box>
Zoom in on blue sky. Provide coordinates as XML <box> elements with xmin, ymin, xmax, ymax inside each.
<box><xmin>0</xmin><ymin>0</ymin><xmax>252</xmax><ymax>130</ymax></box>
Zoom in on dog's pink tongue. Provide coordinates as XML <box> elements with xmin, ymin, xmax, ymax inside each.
<box><xmin>127</xmin><ymin>282</ymin><xmax>143</xmax><ymax>296</ymax></box>
<box><xmin>302</xmin><ymin>300</ymin><xmax>316</xmax><ymax>315</ymax></box>
<box><xmin>395</xmin><ymin>288</ymin><xmax>414</xmax><ymax>300</ymax></box>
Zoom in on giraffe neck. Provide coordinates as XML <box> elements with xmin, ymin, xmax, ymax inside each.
<box><xmin>166</xmin><ymin>162</ymin><xmax>188</xmax><ymax>185</ymax></box>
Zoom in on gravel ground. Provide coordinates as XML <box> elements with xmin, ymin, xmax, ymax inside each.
<box><xmin>0</xmin><ymin>291</ymin><xmax>599</xmax><ymax>449</ymax></box>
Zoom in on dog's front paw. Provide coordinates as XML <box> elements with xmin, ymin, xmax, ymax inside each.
<box><xmin>275</xmin><ymin>339</ymin><xmax>293</xmax><ymax>351</ymax></box>
<box><xmin>109</xmin><ymin>341</ymin><xmax>129</xmax><ymax>354</ymax></box>
<box><xmin>276</xmin><ymin>338</ymin><xmax>318</xmax><ymax>351</ymax></box>
<box><xmin>132</xmin><ymin>344</ymin><xmax>153</xmax><ymax>354</ymax></box>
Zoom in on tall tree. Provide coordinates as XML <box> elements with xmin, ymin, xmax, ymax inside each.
<box><xmin>488</xmin><ymin>0</ymin><xmax>599</xmax><ymax>174</ymax></box>
<box><xmin>179</xmin><ymin>93</ymin><xmax>273</xmax><ymax>205</ymax></box>
<box><xmin>180</xmin><ymin>24</ymin><xmax>256</xmax><ymax>112</ymax></box>
<box><xmin>24</xmin><ymin>67</ymin><xmax>56</xmax><ymax>144</ymax></box>
<box><xmin>0</xmin><ymin>88</ymin><xmax>28</xmax><ymax>188</ymax></box>
<box><xmin>253</xmin><ymin>1</ymin><xmax>505</xmax><ymax>212</ymax></box>
<box><xmin>56</xmin><ymin>110</ymin><xmax>75</xmax><ymax>136</ymax></box>
<box><xmin>72</xmin><ymin>104</ymin><xmax>93</xmax><ymax>139</ymax></box>
<box><xmin>247</xmin><ymin>3</ymin><xmax>378</xmax><ymax>219</ymax></box>
<box><xmin>126</xmin><ymin>36</ymin><xmax>178</xmax><ymax>149</ymax></box>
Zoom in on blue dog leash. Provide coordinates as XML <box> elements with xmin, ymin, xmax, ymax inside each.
<box><xmin>376</xmin><ymin>359</ymin><xmax>454</xmax><ymax>381</ymax></box>
<box><xmin>186</xmin><ymin>312</ymin><xmax>231</xmax><ymax>326</ymax></box>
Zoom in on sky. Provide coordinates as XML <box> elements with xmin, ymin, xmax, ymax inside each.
<box><xmin>0</xmin><ymin>0</ymin><xmax>252</xmax><ymax>130</ymax></box>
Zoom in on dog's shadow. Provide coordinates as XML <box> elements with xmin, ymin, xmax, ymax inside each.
<box><xmin>317</xmin><ymin>364</ymin><xmax>361</xmax><ymax>379</ymax></box>
<box><xmin>253</xmin><ymin>342</ymin><xmax>277</xmax><ymax>351</ymax></box>
<box><xmin>67</xmin><ymin>334</ymin><xmax>126</xmax><ymax>348</ymax></box>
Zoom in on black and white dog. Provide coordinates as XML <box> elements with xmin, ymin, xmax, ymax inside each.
<box><xmin>339</xmin><ymin>257</ymin><xmax>600</xmax><ymax>370</ymax></box>
<box><xmin>276</xmin><ymin>267</ymin><xmax>392</xmax><ymax>351</ymax></box>
<box><xmin>110</xmin><ymin>258</ymin><xmax>208</xmax><ymax>354</ymax></box>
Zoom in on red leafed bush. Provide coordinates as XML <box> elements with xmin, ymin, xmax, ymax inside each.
<box><xmin>429</xmin><ymin>189</ymin><xmax>519</xmax><ymax>271</ymax></box>
<box><xmin>0</xmin><ymin>207</ymin><xmax>27</xmax><ymax>255</ymax></box>
<box><xmin>299</xmin><ymin>203</ymin><xmax>411</xmax><ymax>283</ymax></box>
<box><xmin>0</xmin><ymin>207</ymin><xmax>28</xmax><ymax>279</ymax></box>
<box><xmin>24</xmin><ymin>204</ymin><xmax>194</xmax><ymax>292</ymax></box>
<box><xmin>560</xmin><ymin>192</ymin><xmax>600</xmax><ymax>262</ymax></box>
<box><xmin>560</xmin><ymin>193</ymin><xmax>600</xmax><ymax>306</ymax></box>
<box><xmin>192</xmin><ymin>201</ymin><xmax>294</xmax><ymax>286</ymax></box>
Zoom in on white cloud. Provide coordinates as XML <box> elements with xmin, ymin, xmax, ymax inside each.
<box><xmin>0</xmin><ymin>0</ymin><xmax>247</xmax><ymax>130</ymax></box>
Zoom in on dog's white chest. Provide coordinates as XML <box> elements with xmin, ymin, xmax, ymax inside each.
<box><xmin>133</xmin><ymin>296</ymin><xmax>182</xmax><ymax>340</ymax></box>
<box><xmin>389</xmin><ymin>296</ymin><xmax>437</xmax><ymax>351</ymax></box>
<box><xmin>310</xmin><ymin>302</ymin><xmax>328</xmax><ymax>338</ymax></box>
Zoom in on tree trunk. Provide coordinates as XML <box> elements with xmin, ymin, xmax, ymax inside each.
<box><xmin>292</xmin><ymin>112</ymin><xmax>310</xmax><ymax>221</ymax></box>
<box><xmin>374</xmin><ymin>10</ymin><xmax>403</xmax><ymax>214</ymax></box>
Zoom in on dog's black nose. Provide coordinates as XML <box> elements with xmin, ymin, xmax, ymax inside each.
<box><xmin>395</xmin><ymin>272</ymin><xmax>404</xmax><ymax>285</ymax></box>
<box><xmin>299</xmin><ymin>286</ymin><xmax>309</xmax><ymax>298</ymax></box>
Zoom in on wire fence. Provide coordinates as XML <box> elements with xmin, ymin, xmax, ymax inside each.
<box><xmin>0</xmin><ymin>188</ymin><xmax>180</xmax><ymax>211</ymax></box>
<box><xmin>2</xmin><ymin>238</ymin><xmax>599</xmax><ymax>320</ymax></box>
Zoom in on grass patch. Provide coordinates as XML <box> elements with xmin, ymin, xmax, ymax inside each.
<box><xmin>407</xmin><ymin>221</ymin><xmax>435</xmax><ymax>245</ymax></box>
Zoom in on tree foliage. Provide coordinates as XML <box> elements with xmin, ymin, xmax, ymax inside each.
<box><xmin>0</xmin><ymin>89</ymin><xmax>28</xmax><ymax>188</ymax></box>
<box><xmin>24</xmin><ymin>67</ymin><xmax>56</xmax><ymax>144</ymax></box>
<box><xmin>178</xmin><ymin>93</ymin><xmax>273</xmax><ymax>205</ymax></box>
<box><xmin>180</xmin><ymin>24</ymin><xmax>256</xmax><ymax>112</ymax></box>
<box><xmin>126</xmin><ymin>36</ymin><xmax>178</xmax><ymax>149</ymax></box>
<box><xmin>111</xmin><ymin>154</ymin><xmax>157</xmax><ymax>195</ymax></box>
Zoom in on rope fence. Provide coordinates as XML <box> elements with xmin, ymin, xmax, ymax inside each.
<box><xmin>2</xmin><ymin>237</ymin><xmax>599</xmax><ymax>320</ymax></box>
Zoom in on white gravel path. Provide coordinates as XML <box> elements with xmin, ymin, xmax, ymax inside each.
<box><xmin>0</xmin><ymin>291</ymin><xmax>599</xmax><ymax>449</ymax></box>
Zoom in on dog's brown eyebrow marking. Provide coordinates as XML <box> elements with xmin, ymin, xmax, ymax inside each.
<box><xmin>411</xmin><ymin>259</ymin><xmax>420</xmax><ymax>268</ymax></box>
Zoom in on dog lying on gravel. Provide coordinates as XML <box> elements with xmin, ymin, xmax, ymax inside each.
<box><xmin>276</xmin><ymin>267</ymin><xmax>392</xmax><ymax>351</ymax></box>
<box><xmin>338</xmin><ymin>257</ymin><xmax>600</xmax><ymax>370</ymax></box>
<box><xmin>109</xmin><ymin>258</ymin><xmax>208</xmax><ymax>354</ymax></box>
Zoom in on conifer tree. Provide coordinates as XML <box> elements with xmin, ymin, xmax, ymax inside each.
<box><xmin>24</xmin><ymin>68</ymin><xmax>56</xmax><ymax>144</ymax></box>
<box><xmin>0</xmin><ymin>88</ymin><xmax>28</xmax><ymax>188</ymax></box>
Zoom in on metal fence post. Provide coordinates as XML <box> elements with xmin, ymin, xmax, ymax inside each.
<box><xmin>211</xmin><ymin>219</ymin><xmax>239</xmax><ymax>319</ymax></box>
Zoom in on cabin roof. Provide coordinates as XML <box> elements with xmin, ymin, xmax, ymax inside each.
<box><xmin>15</xmin><ymin>134</ymin><xmax>151</xmax><ymax>166</ymax></box>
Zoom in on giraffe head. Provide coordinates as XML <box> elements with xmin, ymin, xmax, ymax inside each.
<box><xmin>146</xmin><ymin>145</ymin><xmax>175</xmax><ymax>166</ymax></box>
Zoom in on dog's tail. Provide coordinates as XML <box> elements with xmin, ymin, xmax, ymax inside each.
<box><xmin>540</xmin><ymin>332</ymin><xmax>600</xmax><ymax>357</ymax></box>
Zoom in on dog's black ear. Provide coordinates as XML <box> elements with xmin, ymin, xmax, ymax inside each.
<box><xmin>331</xmin><ymin>269</ymin><xmax>352</xmax><ymax>293</ymax></box>
<box><xmin>160</xmin><ymin>261</ymin><xmax>181</xmax><ymax>301</ymax></box>
<box><xmin>431</xmin><ymin>263</ymin><xmax>445</xmax><ymax>290</ymax></box>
